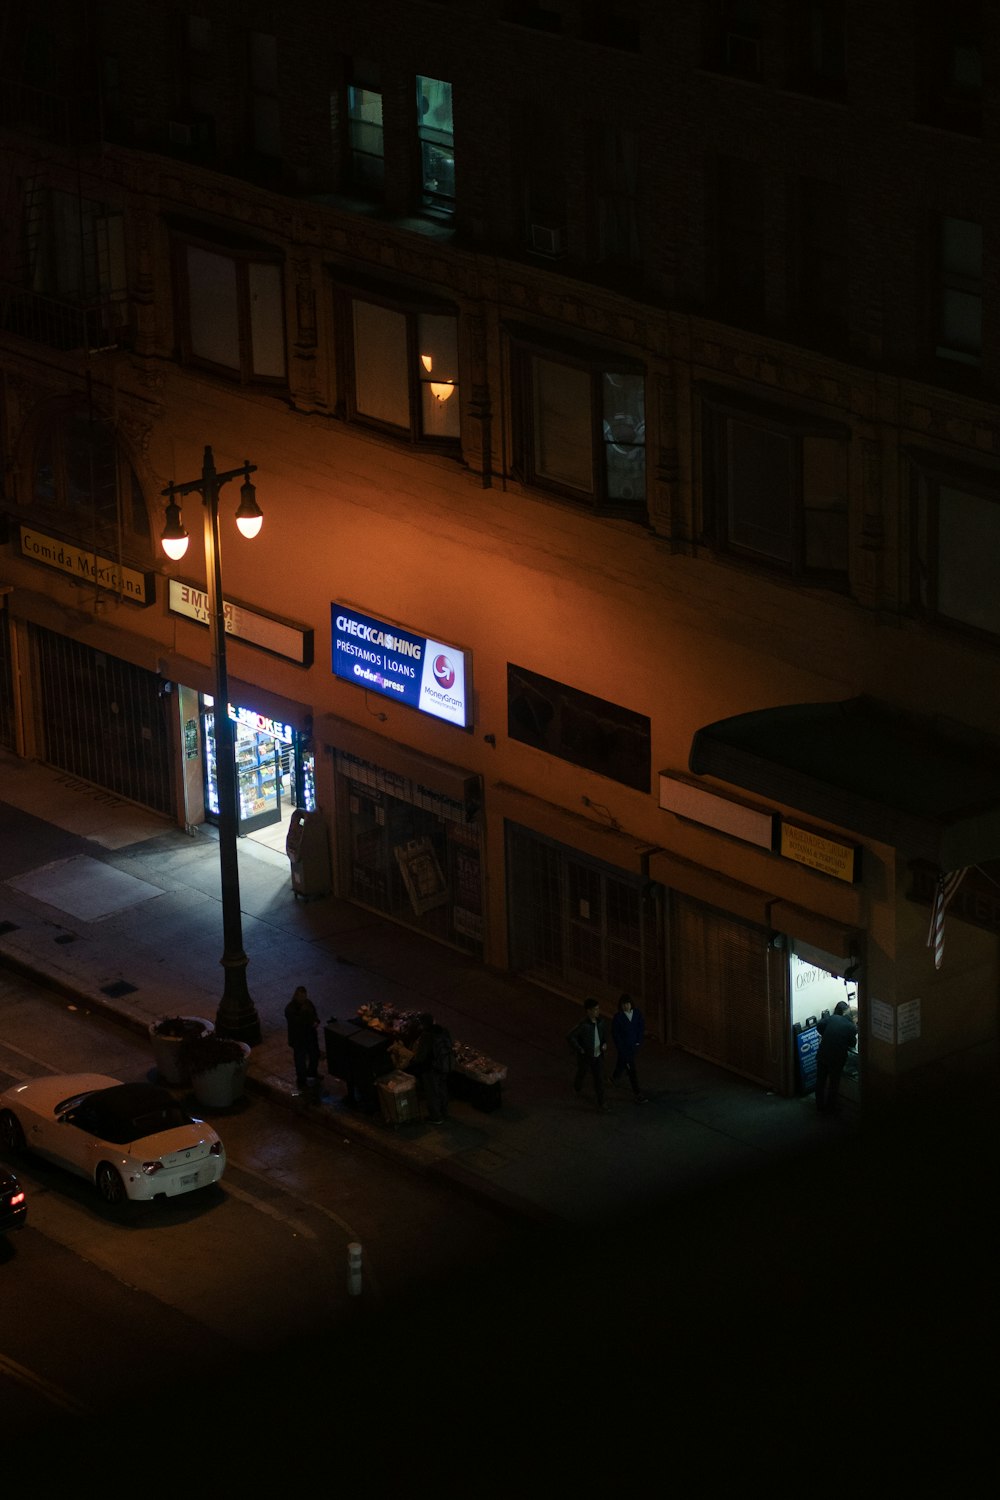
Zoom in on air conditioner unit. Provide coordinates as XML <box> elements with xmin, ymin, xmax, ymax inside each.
<box><xmin>529</xmin><ymin>222</ymin><xmax>565</xmax><ymax>258</ymax></box>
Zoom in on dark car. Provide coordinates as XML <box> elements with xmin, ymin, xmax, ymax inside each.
<box><xmin>0</xmin><ymin>1166</ymin><xmax>27</xmax><ymax>1234</ymax></box>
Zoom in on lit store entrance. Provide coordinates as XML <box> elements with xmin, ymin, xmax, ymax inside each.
<box><xmin>201</xmin><ymin>695</ymin><xmax>316</xmax><ymax>848</ymax></box>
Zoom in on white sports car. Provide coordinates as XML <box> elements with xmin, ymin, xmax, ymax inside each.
<box><xmin>0</xmin><ymin>1073</ymin><xmax>226</xmax><ymax>1206</ymax></box>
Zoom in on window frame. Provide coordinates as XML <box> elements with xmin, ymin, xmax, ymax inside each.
<box><xmin>172</xmin><ymin>226</ymin><xmax>288</xmax><ymax>387</ymax></box>
<box><xmin>334</xmin><ymin>279</ymin><xmax>462</xmax><ymax>450</ymax></box>
<box><xmin>910</xmin><ymin>451</ymin><xmax>1000</xmax><ymax>642</ymax></box>
<box><xmin>699</xmin><ymin>385</ymin><xmax>850</xmax><ymax>585</ymax></box>
<box><xmin>25</xmin><ymin>397</ymin><xmax>152</xmax><ymax>560</ymax></box>
<box><xmin>933</xmin><ymin>213</ymin><xmax>983</xmax><ymax>368</ymax></box>
<box><xmin>510</xmin><ymin>328</ymin><xmax>647</xmax><ymax>521</ymax></box>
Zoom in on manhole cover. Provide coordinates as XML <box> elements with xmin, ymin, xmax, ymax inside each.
<box><xmin>100</xmin><ymin>980</ymin><xmax>138</xmax><ymax>998</ymax></box>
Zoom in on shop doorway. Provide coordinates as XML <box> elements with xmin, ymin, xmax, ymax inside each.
<box><xmin>202</xmin><ymin>695</ymin><xmax>316</xmax><ymax>846</ymax></box>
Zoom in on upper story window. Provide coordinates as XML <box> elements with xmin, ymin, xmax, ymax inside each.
<box><xmin>704</xmin><ymin>0</ymin><xmax>763</xmax><ymax>80</ymax></box>
<box><xmin>787</xmin><ymin>0</ymin><xmax>846</xmax><ymax>98</ymax></box>
<box><xmin>166</xmin><ymin>14</ymin><xmax>217</xmax><ymax>152</ymax></box>
<box><xmin>511</xmin><ymin>330</ymin><xmax>646</xmax><ymax>520</ymax></box>
<box><xmin>700</xmin><ymin>387</ymin><xmax>849</xmax><ymax>583</ymax></box>
<box><xmin>912</xmin><ymin>457</ymin><xmax>1000</xmax><ymax>639</ymax></box>
<box><xmin>934</xmin><ymin>215</ymin><xmax>982</xmax><ymax>367</ymax></box>
<box><xmin>416</xmin><ymin>76</ymin><xmax>455</xmax><ymax>216</ymax></box>
<box><xmin>336</xmin><ymin>283</ymin><xmax>461</xmax><ymax>445</ymax></box>
<box><xmin>29</xmin><ymin>402</ymin><xmax>150</xmax><ymax>554</ymax></box>
<box><xmin>919</xmin><ymin>0</ymin><xmax>982</xmax><ymax>135</ymax></box>
<box><xmin>345</xmin><ymin>57</ymin><xmax>384</xmax><ymax>197</ymax></box>
<box><xmin>591</xmin><ymin>125</ymin><xmax>641</xmax><ymax>267</ymax></box>
<box><xmin>249</xmin><ymin>32</ymin><xmax>281</xmax><ymax>159</ymax></box>
<box><xmin>715</xmin><ymin>156</ymin><xmax>765</xmax><ymax>318</ymax></box>
<box><xmin>173</xmin><ymin>229</ymin><xmax>286</xmax><ymax>385</ymax></box>
<box><xmin>795</xmin><ymin>177</ymin><xmax>849</xmax><ymax>339</ymax></box>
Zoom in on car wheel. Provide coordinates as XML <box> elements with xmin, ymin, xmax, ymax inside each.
<box><xmin>0</xmin><ymin>1110</ymin><xmax>26</xmax><ymax>1156</ymax></box>
<box><xmin>96</xmin><ymin>1163</ymin><xmax>126</xmax><ymax>1205</ymax></box>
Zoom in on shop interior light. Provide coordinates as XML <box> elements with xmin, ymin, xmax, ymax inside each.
<box><xmin>160</xmin><ymin>499</ymin><xmax>190</xmax><ymax>561</ymax></box>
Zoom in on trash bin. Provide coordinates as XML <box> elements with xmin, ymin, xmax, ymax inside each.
<box><xmin>286</xmin><ymin>808</ymin><xmax>331</xmax><ymax>899</ymax></box>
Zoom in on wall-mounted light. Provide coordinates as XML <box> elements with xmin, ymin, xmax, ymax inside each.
<box><xmin>420</xmin><ymin>352</ymin><xmax>455</xmax><ymax>402</ymax></box>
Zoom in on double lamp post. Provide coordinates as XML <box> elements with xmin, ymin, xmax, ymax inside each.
<box><xmin>161</xmin><ymin>445</ymin><xmax>264</xmax><ymax>1045</ymax></box>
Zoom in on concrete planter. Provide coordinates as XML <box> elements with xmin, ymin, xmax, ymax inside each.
<box><xmin>188</xmin><ymin>1038</ymin><xmax>251</xmax><ymax>1110</ymax></box>
<box><xmin>149</xmin><ymin>1016</ymin><xmax>215</xmax><ymax>1087</ymax></box>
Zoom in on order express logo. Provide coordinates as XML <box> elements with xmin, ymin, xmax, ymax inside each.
<box><xmin>432</xmin><ymin>654</ymin><xmax>456</xmax><ymax>690</ymax></box>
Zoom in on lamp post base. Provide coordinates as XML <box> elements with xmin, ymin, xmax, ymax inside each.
<box><xmin>215</xmin><ymin>956</ymin><xmax>262</xmax><ymax>1045</ymax></box>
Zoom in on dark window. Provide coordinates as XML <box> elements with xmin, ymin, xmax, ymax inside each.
<box><xmin>715</xmin><ymin>156</ymin><xmax>765</xmax><ymax>317</ymax></box>
<box><xmin>919</xmin><ymin>0</ymin><xmax>982</xmax><ymax>135</ymax></box>
<box><xmin>591</xmin><ymin>124</ymin><xmax>641</xmax><ymax>266</ymax></box>
<box><xmin>521</xmin><ymin>109</ymin><xmax>568</xmax><ymax>259</ymax></box>
<box><xmin>795</xmin><ymin>177</ymin><xmax>849</xmax><ymax>337</ymax></box>
<box><xmin>30</xmin><ymin>403</ymin><xmax>150</xmax><ymax>551</ymax></box>
<box><xmin>416</xmin><ymin>76</ymin><xmax>455</xmax><ymax>216</ymax></box>
<box><xmin>249</xmin><ymin>32</ymin><xmax>281</xmax><ymax>159</ymax></box>
<box><xmin>173</xmin><ymin>231</ymin><xmax>286</xmax><ymax>385</ymax></box>
<box><xmin>336</xmin><ymin>285</ymin><xmax>460</xmax><ymax>444</ymax></box>
<box><xmin>933</xmin><ymin>215</ymin><xmax>982</xmax><ymax>366</ymax></box>
<box><xmin>787</xmin><ymin>0</ymin><xmax>847</xmax><ymax>98</ymax></box>
<box><xmin>580</xmin><ymin>1</ymin><xmax>641</xmax><ymax>50</ymax></box>
<box><xmin>701</xmin><ymin>388</ymin><xmax>849</xmax><ymax>581</ymax></box>
<box><xmin>913</xmin><ymin>458</ymin><xmax>1000</xmax><ymax>639</ymax></box>
<box><xmin>704</xmin><ymin>0</ymin><xmax>763</xmax><ymax>79</ymax></box>
<box><xmin>511</xmin><ymin>332</ymin><xmax>646</xmax><ymax>518</ymax></box>
<box><xmin>502</xmin><ymin>2</ymin><xmax>565</xmax><ymax>32</ymax></box>
<box><xmin>508</xmin><ymin>664</ymin><xmax>650</xmax><ymax>792</ymax></box>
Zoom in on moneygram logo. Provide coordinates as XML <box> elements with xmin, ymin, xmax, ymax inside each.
<box><xmin>432</xmin><ymin>654</ymin><xmax>456</xmax><ymax>690</ymax></box>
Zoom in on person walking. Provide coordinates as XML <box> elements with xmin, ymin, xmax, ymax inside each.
<box><xmin>409</xmin><ymin>1012</ymin><xmax>453</xmax><ymax>1124</ymax></box>
<box><xmin>285</xmin><ymin>984</ymin><xmax>322</xmax><ymax>1091</ymax></box>
<box><xmin>568</xmin><ymin>998</ymin><xmax>609</xmax><ymax>1110</ymax></box>
<box><xmin>611</xmin><ymin>993</ymin><xmax>648</xmax><ymax>1102</ymax></box>
<box><xmin>814</xmin><ymin>1000</ymin><xmax>858</xmax><ymax>1114</ymax></box>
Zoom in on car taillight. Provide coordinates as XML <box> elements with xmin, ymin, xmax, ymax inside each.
<box><xmin>10</xmin><ymin>1191</ymin><xmax>25</xmax><ymax>1206</ymax></box>
<box><xmin>140</xmin><ymin>1160</ymin><xmax>164</xmax><ymax>1176</ymax></box>
<box><xmin>209</xmin><ymin>1140</ymin><xmax>222</xmax><ymax>1156</ymax></box>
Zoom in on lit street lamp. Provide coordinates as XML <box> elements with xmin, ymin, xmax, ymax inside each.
<box><xmin>161</xmin><ymin>445</ymin><xmax>264</xmax><ymax>1045</ymax></box>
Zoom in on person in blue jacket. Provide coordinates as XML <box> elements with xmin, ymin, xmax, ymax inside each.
<box><xmin>611</xmin><ymin>993</ymin><xmax>648</xmax><ymax>1103</ymax></box>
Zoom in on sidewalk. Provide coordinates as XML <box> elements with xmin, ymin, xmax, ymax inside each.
<box><xmin>0</xmin><ymin>750</ymin><xmax>850</xmax><ymax>1225</ymax></box>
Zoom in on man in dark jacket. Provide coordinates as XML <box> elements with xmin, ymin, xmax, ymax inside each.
<box><xmin>568</xmin><ymin>998</ymin><xmax>609</xmax><ymax>1110</ymax></box>
<box><xmin>611</xmin><ymin>993</ymin><xmax>648</xmax><ymax>1103</ymax></box>
<box><xmin>284</xmin><ymin>985</ymin><xmax>321</xmax><ymax>1091</ymax></box>
<box><xmin>815</xmin><ymin>1000</ymin><xmax>858</xmax><ymax>1114</ymax></box>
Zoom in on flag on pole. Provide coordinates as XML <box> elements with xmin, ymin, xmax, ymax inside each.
<box><xmin>927</xmin><ymin>868</ymin><xmax>969</xmax><ymax>970</ymax></box>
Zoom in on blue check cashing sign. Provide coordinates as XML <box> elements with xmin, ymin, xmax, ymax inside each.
<box><xmin>331</xmin><ymin>605</ymin><xmax>471</xmax><ymax>730</ymax></box>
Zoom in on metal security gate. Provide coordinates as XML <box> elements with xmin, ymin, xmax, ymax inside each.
<box><xmin>506</xmin><ymin>821</ymin><xmax>661</xmax><ymax>1020</ymax></box>
<box><xmin>31</xmin><ymin>625</ymin><xmax>174</xmax><ymax>815</ymax></box>
<box><xmin>672</xmin><ymin>895</ymin><xmax>783</xmax><ymax>1090</ymax></box>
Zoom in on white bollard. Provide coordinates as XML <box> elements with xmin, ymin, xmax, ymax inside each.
<box><xmin>347</xmin><ymin>1240</ymin><xmax>363</xmax><ymax>1297</ymax></box>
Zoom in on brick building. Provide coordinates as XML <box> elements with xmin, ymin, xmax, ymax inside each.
<box><xmin>2</xmin><ymin>0</ymin><xmax>999</xmax><ymax>1102</ymax></box>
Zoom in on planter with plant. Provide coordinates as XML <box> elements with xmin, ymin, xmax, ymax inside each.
<box><xmin>183</xmin><ymin>1032</ymin><xmax>251</xmax><ymax>1110</ymax></box>
<box><xmin>149</xmin><ymin>1015</ymin><xmax>215</xmax><ymax>1087</ymax></box>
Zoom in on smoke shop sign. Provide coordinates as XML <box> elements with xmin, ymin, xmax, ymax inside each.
<box><xmin>169</xmin><ymin>579</ymin><xmax>313</xmax><ymax>666</ymax></box>
<box><xmin>331</xmin><ymin>604</ymin><xmax>472</xmax><ymax>730</ymax></box>
<box><xmin>19</xmin><ymin>525</ymin><xmax>154</xmax><ymax>605</ymax></box>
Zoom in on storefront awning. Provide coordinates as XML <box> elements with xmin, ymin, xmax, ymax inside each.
<box><xmin>689</xmin><ymin>696</ymin><xmax>1000</xmax><ymax>870</ymax></box>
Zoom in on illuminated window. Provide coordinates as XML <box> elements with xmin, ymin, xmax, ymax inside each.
<box><xmin>339</xmin><ymin>287</ymin><xmax>460</xmax><ymax>444</ymax></box>
<box><xmin>346</xmin><ymin>58</ymin><xmax>384</xmax><ymax>196</ymax></box>
<box><xmin>416</xmin><ymin>76</ymin><xmax>455</xmax><ymax>215</ymax></box>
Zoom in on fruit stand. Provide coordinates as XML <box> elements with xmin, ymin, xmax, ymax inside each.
<box><xmin>354</xmin><ymin>1001</ymin><xmax>507</xmax><ymax>1113</ymax></box>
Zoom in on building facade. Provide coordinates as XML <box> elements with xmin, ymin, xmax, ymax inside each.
<box><xmin>2</xmin><ymin>0</ymin><xmax>999</xmax><ymax>1104</ymax></box>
